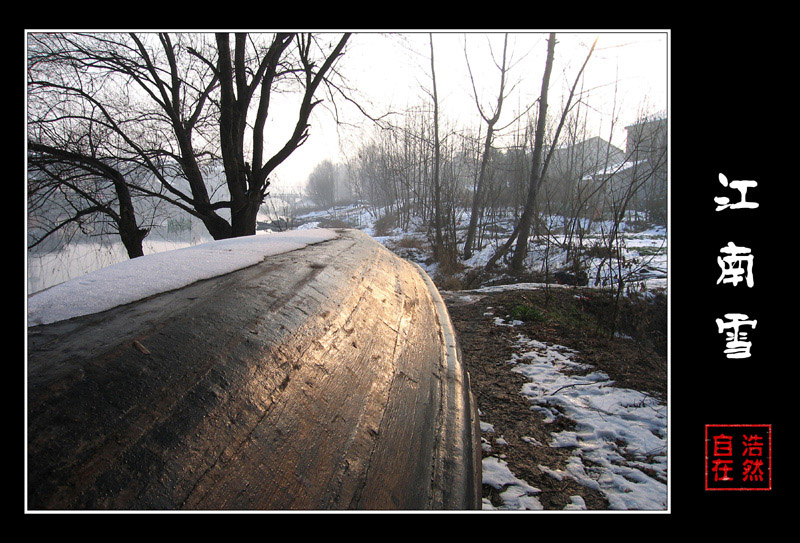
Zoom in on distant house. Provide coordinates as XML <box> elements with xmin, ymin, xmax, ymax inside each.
<box><xmin>625</xmin><ymin>111</ymin><xmax>667</xmax><ymax>162</ymax></box>
<box><xmin>542</xmin><ymin>135</ymin><xmax>625</xmax><ymax>216</ymax></box>
<box><xmin>567</xmin><ymin>112</ymin><xmax>667</xmax><ymax>223</ymax></box>
<box><xmin>548</xmin><ymin>136</ymin><xmax>625</xmax><ymax>178</ymax></box>
<box><xmin>623</xmin><ymin>112</ymin><xmax>667</xmax><ymax>222</ymax></box>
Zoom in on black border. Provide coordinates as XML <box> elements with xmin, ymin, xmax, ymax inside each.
<box><xmin>672</xmin><ymin>25</ymin><xmax>787</xmax><ymax>515</ymax></box>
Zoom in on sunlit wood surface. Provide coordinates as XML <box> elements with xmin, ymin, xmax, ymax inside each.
<box><xmin>27</xmin><ymin>229</ymin><xmax>481</xmax><ymax>510</ymax></box>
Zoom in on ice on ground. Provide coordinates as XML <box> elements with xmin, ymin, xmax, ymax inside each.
<box><xmin>27</xmin><ymin>229</ymin><xmax>339</xmax><ymax>327</ymax></box>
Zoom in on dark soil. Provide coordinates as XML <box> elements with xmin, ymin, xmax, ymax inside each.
<box><xmin>442</xmin><ymin>283</ymin><xmax>667</xmax><ymax>510</ymax></box>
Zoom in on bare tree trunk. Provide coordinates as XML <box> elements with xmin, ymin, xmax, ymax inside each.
<box><xmin>131</xmin><ymin>33</ymin><xmax>232</xmax><ymax>241</ymax></box>
<box><xmin>429</xmin><ymin>35</ymin><xmax>444</xmax><ymax>260</ymax></box>
<box><xmin>217</xmin><ymin>33</ymin><xmax>349</xmax><ymax>238</ymax></box>
<box><xmin>509</xmin><ymin>33</ymin><xmax>556</xmax><ymax>272</ymax></box>
<box><xmin>462</xmin><ymin>34</ymin><xmax>509</xmax><ymax>261</ymax></box>
<box><xmin>475</xmin><ymin>34</ymin><xmax>596</xmax><ymax>280</ymax></box>
<box><xmin>509</xmin><ymin>34</ymin><xmax>597</xmax><ymax>273</ymax></box>
<box><xmin>28</xmin><ymin>143</ymin><xmax>149</xmax><ymax>259</ymax></box>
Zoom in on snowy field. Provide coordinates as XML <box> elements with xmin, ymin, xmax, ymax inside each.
<box><xmin>349</xmin><ymin>206</ymin><xmax>668</xmax><ymax>293</ymax></box>
<box><xmin>479</xmin><ymin>304</ymin><xmax>668</xmax><ymax>511</ymax></box>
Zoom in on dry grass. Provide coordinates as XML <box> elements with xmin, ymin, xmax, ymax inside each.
<box><xmin>372</xmin><ymin>212</ymin><xmax>397</xmax><ymax>237</ymax></box>
<box><xmin>395</xmin><ymin>236</ymin><xmax>424</xmax><ymax>249</ymax></box>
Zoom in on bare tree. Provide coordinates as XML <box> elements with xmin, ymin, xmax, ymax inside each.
<box><xmin>214</xmin><ymin>33</ymin><xmax>350</xmax><ymax>236</ymax></box>
<box><xmin>476</xmin><ymin>33</ymin><xmax>557</xmax><ymax>276</ymax></box>
<box><xmin>305</xmin><ymin>159</ymin><xmax>338</xmax><ymax>209</ymax></box>
<box><xmin>476</xmin><ymin>34</ymin><xmax>597</xmax><ymax>276</ymax></box>
<box><xmin>428</xmin><ymin>34</ymin><xmax>445</xmax><ymax>261</ymax></box>
<box><xmin>462</xmin><ymin>34</ymin><xmax>510</xmax><ymax>261</ymax></box>
<box><xmin>28</xmin><ymin>141</ymin><xmax>152</xmax><ymax>258</ymax></box>
<box><xmin>27</xmin><ymin>32</ymin><xmax>351</xmax><ymax>252</ymax></box>
<box><xmin>511</xmin><ymin>33</ymin><xmax>582</xmax><ymax>271</ymax></box>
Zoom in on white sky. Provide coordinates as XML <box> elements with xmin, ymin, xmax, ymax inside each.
<box><xmin>269</xmin><ymin>30</ymin><xmax>669</xmax><ymax>192</ymax></box>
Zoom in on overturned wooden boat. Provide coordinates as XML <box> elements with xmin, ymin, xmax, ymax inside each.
<box><xmin>27</xmin><ymin>229</ymin><xmax>481</xmax><ymax>510</ymax></box>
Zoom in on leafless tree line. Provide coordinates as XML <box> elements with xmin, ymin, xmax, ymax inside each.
<box><xmin>326</xmin><ymin>34</ymin><xmax>666</xmax><ymax>285</ymax></box>
<box><xmin>28</xmin><ymin>32</ymin><xmax>666</xmax><ymax>288</ymax></box>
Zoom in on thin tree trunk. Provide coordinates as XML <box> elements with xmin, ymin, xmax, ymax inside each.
<box><xmin>216</xmin><ymin>33</ymin><xmax>348</xmax><ymax>238</ymax></box>
<box><xmin>510</xmin><ymin>34</ymin><xmax>597</xmax><ymax>273</ymax></box>
<box><xmin>429</xmin><ymin>34</ymin><xmax>444</xmax><ymax>260</ymax></box>
<box><xmin>509</xmin><ymin>33</ymin><xmax>556</xmax><ymax>272</ymax></box>
<box><xmin>462</xmin><ymin>34</ymin><xmax>508</xmax><ymax>261</ymax></box>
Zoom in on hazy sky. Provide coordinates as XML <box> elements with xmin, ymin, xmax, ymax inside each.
<box><xmin>267</xmin><ymin>31</ymin><xmax>669</xmax><ymax>192</ymax></box>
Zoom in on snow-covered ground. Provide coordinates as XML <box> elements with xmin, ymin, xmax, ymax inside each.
<box><xmin>27</xmin><ymin>229</ymin><xmax>338</xmax><ymax>327</ymax></box>
<box><xmin>478</xmin><ymin>303</ymin><xmax>668</xmax><ymax>511</ymax></box>
<box><xmin>335</xmin><ymin>205</ymin><xmax>668</xmax><ymax>293</ymax></box>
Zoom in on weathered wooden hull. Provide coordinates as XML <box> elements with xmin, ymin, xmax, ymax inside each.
<box><xmin>27</xmin><ymin>229</ymin><xmax>481</xmax><ymax>510</ymax></box>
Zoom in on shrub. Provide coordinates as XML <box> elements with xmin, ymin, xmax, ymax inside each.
<box><xmin>373</xmin><ymin>212</ymin><xmax>397</xmax><ymax>237</ymax></box>
<box><xmin>509</xmin><ymin>303</ymin><xmax>545</xmax><ymax>322</ymax></box>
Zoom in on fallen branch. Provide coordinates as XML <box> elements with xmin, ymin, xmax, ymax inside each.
<box><xmin>548</xmin><ymin>380</ymin><xmax>612</xmax><ymax>396</ymax></box>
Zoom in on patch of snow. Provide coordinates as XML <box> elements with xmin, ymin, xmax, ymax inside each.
<box><xmin>481</xmin><ymin>456</ymin><xmax>543</xmax><ymax>511</ymax></box>
<box><xmin>497</xmin><ymin>333</ymin><xmax>668</xmax><ymax>511</ymax></box>
<box><xmin>479</xmin><ymin>319</ymin><xmax>667</xmax><ymax>511</ymax></box>
<box><xmin>564</xmin><ymin>495</ymin><xmax>587</xmax><ymax>511</ymax></box>
<box><xmin>494</xmin><ymin>316</ymin><xmax>524</xmax><ymax>327</ymax></box>
<box><xmin>27</xmin><ymin>229</ymin><xmax>339</xmax><ymax>327</ymax></box>
<box><xmin>465</xmin><ymin>283</ymin><xmax>569</xmax><ymax>294</ymax></box>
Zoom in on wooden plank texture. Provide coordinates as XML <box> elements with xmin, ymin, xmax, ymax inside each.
<box><xmin>27</xmin><ymin>229</ymin><xmax>481</xmax><ymax>510</ymax></box>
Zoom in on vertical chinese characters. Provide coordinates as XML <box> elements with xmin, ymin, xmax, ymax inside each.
<box><xmin>704</xmin><ymin>175</ymin><xmax>771</xmax><ymax>492</ymax></box>
<box><xmin>742</xmin><ymin>434</ymin><xmax>765</xmax><ymax>482</ymax></box>
<box><xmin>714</xmin><ymin>173</ymin><xmax>758</xmax><ymax>211</ymax></box>
<box><xmin>715</xmin><ymin>174</ymin><xmax>758</xmax><ymax>359</ymax></box>
<box><xmin>715</xmin><ymin>313</ymin><xmax>757</xmax><ymax>359</ymax></box>
<box><xmin>710</xmin><ymin>433</ymin><xmax>733</xmax><ymax>482</ymax></box>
